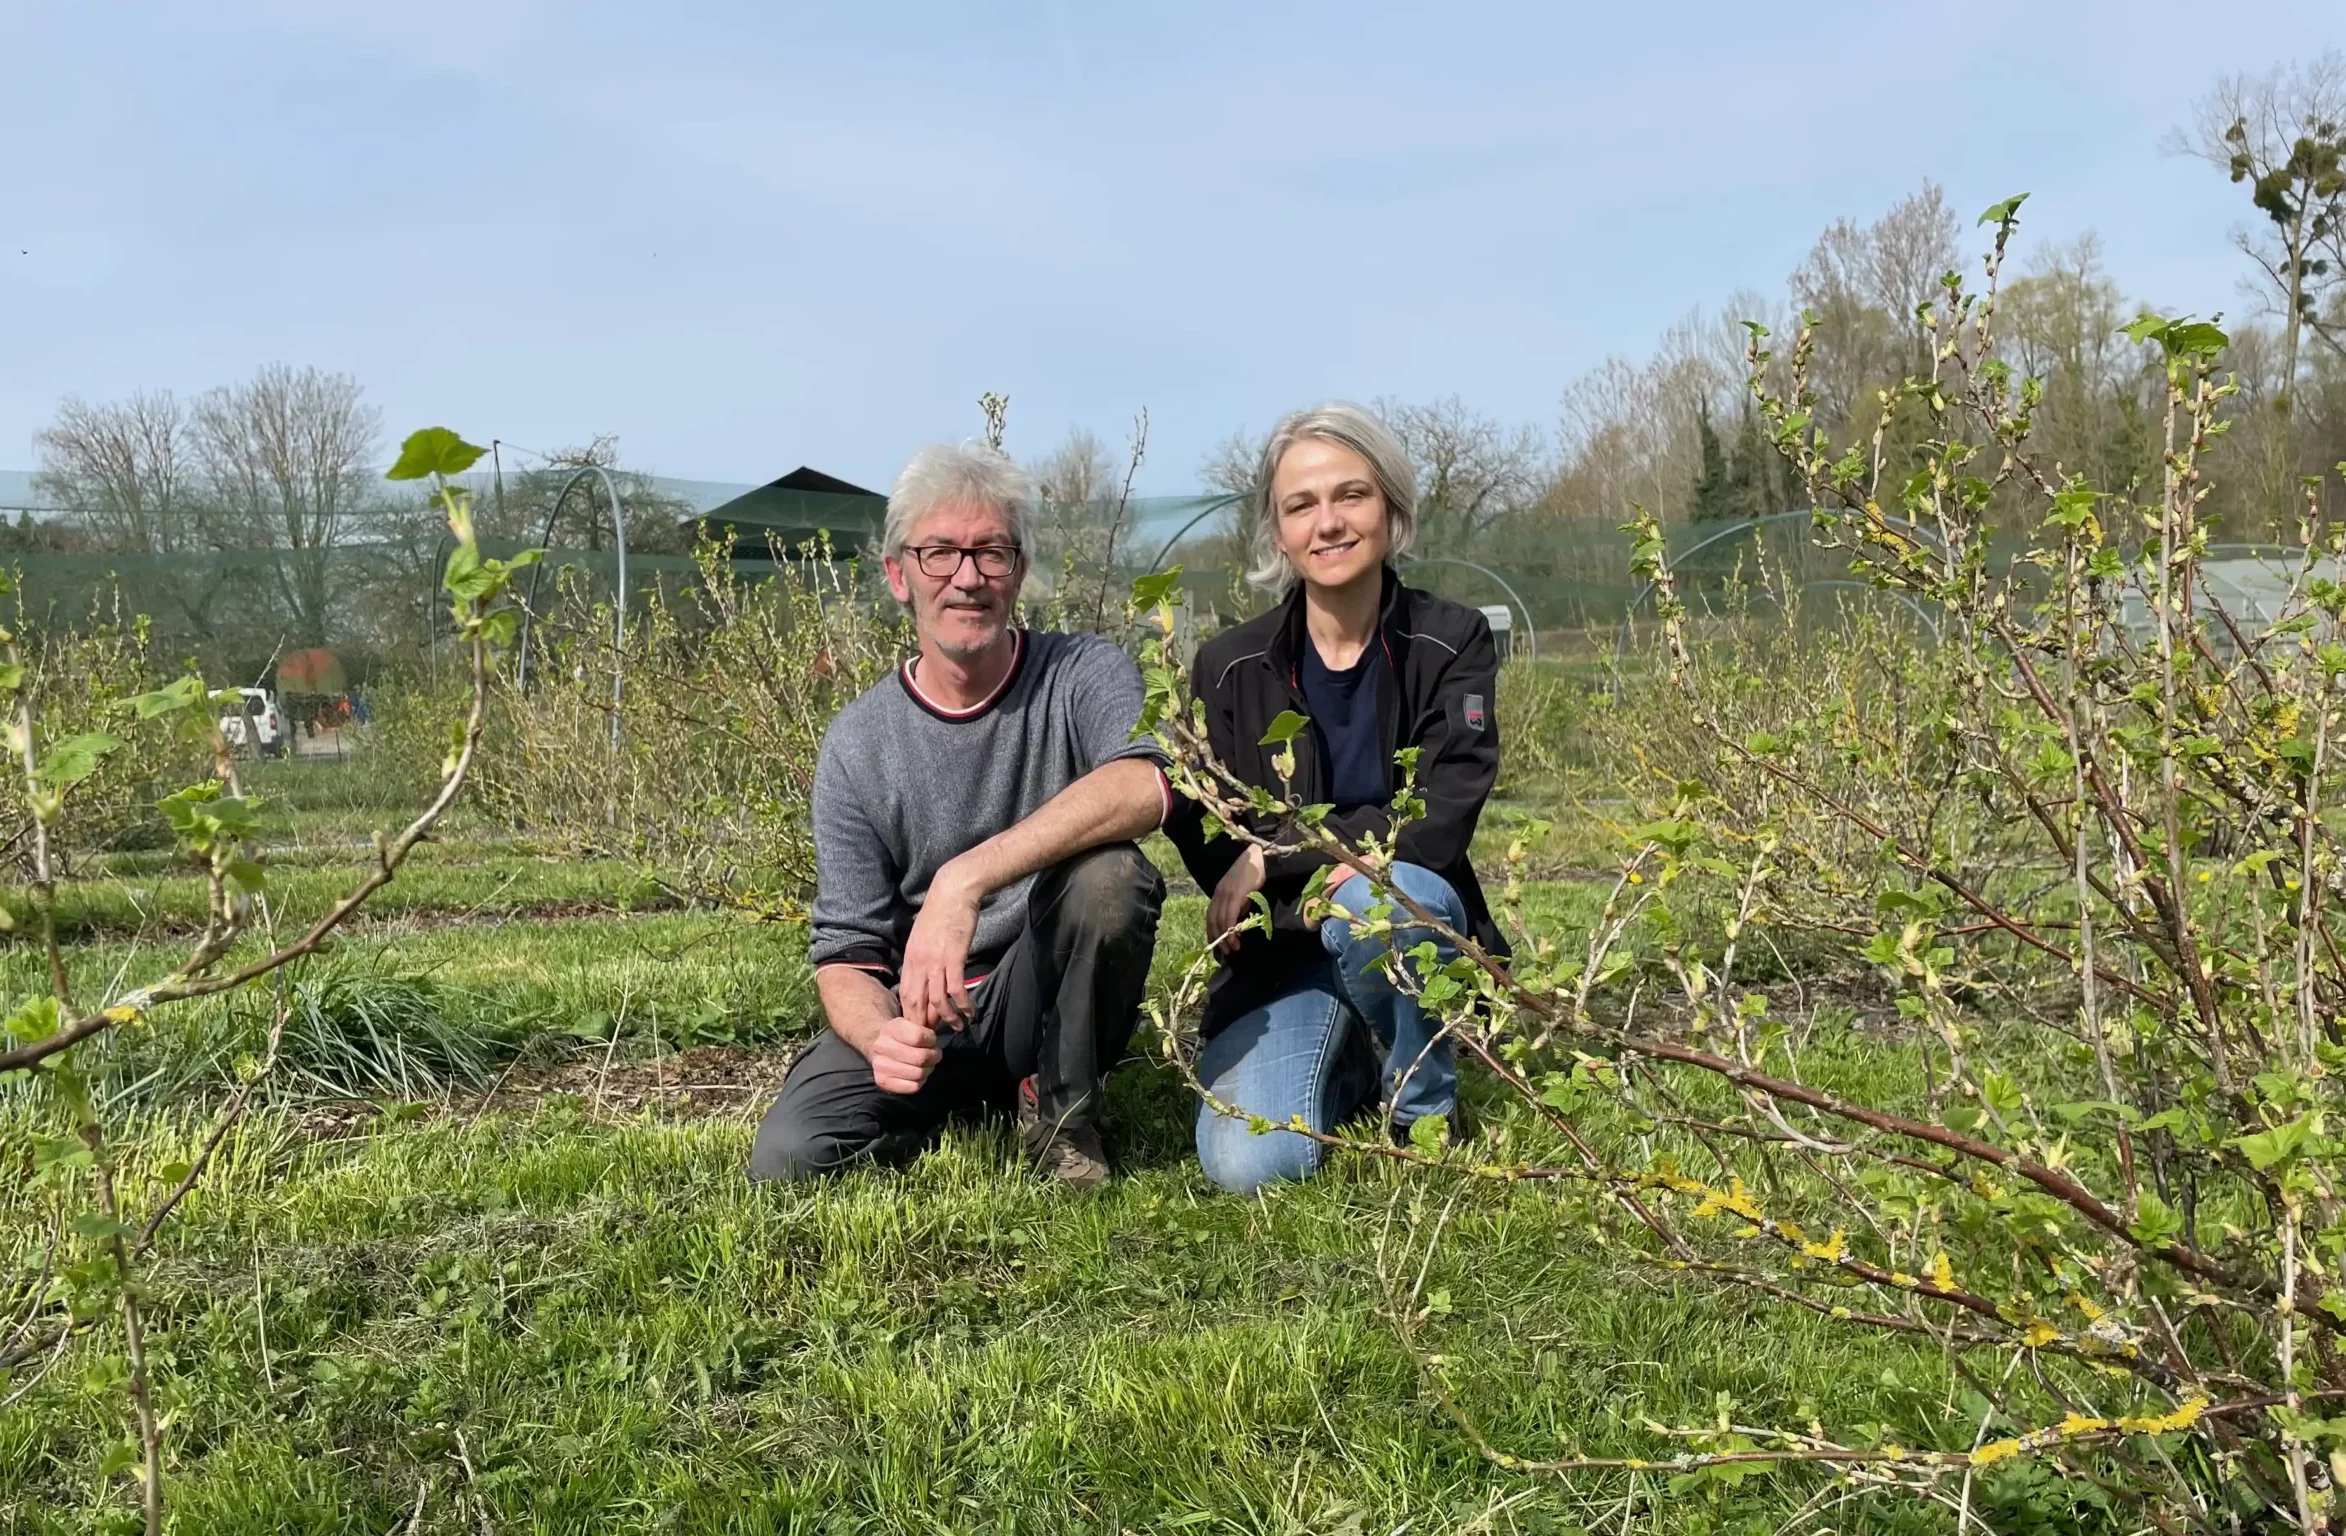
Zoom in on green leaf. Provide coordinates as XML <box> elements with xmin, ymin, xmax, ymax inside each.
<box><xmin>2129</xmin><ymin>1191</ymin><xmax>2184</xmax><ymax>1247</ymax></box>
<box><xmin>2234</xmin><ymin>1113</ymin><xmax>2317</xmax><ymax>1172</ymax></box>
<box><xmin>1976</xmin><ymin>193</ymin><xmax>2029</xmax><ymax>227</ymax></box>
<box><xmin>68</xmin><ymin>1212</ymin><xmax>137</xmax><ymax>1243</ymax></box>
<box><xmin>1128</xmin><ymin>568</ymin><xmax>1183</xmax><ymax>609</ymax></box>
<box><xmin>1629</xmin><ymin>819</ymin><xmax>1696</xmax><ymax>855</ymax></box>
<box><xmin>3</xmin><ymin>995</ymin><xmax>60</xmax><ymax>1045</ymax></box>
<box><xmin>1258</xmin><ymin>710</ymin><xmax>1310</xmax><ymax>746</ymax></box>
<box><xmin>2050</xmin><ymin>1099</ymin><xmax>2137</xmax><ymax>1127</ymax></box>
<box><xmin>1875</xmin><ymin>886</ymin><xmax>1947</xmax><ymax>919</ymax></box>
<box><xmin>1980</xmin><ymin>1072</ymin><xmax>2025</xmax><ymax>1120</ymax></box>
<box><xmin>34</xmin><ymin>731</ymin><xmax>121</xmax><ymax>787</ymax></box>
<box><xmin>386</xmin><ymin>426</ymin><xmax>487</xmax><ymax>481</ymax></box>
<box><xmin>2162</xmin><ymin>320</ymin><xmax>2230</xmax><ymax>357</ymax></box>
<box><xmin>2044</xmin><ymin>482</ymin><xmax>2102</xmax><ymax>529</ymax></box>
<box><xmin>2124</xmin><ymin>312</ymin><xmax>2230</xmax><ymax>359</ymax></box>
<box><xmin>1408</xmin><ymin>1113</ymin><xmax>1450</xmax><ymax>1153</ymax></box>
<box><xmin>442</xmin><ymin>541</ymin><xmax>488</xmax><ymax>598</ymax></box>
<box><xmin>126</xmin><ymin>675</ymin><xmax>209</xmax><ymax>719</ymax></box>
<box><xmin>31</xmin><ymin>1133</ymin><xmax>92</xmax><ymax>1172</ymax></box>
<box><xmin>156</xmin><ymin>783</ymin><xmax>268</xmax><ymax>853</ymax></box>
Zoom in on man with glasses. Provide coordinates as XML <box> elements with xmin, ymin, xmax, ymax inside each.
<box><xmin>748</xmin><ymin>441</ymin><xmax>1169</xmax><ymax>1187</ymax></box>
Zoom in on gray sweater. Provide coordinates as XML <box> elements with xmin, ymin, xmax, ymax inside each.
<box><xmin>807</xmin><ymin>629</ymin><xmax>1165</xmax><ymax>977</ymax></box>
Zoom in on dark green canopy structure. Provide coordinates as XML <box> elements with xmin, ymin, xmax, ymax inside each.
<box><xmin>693</xmin><ymin>466</ymin><xmax>887</xmax><ymax>559</ymax></box>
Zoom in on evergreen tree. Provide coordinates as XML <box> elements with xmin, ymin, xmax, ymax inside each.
<box><xmin>1726</xmin><ymin>407</ymin><xmax>1787</xmax><ymax>519</ymax></box>
<box><xmin>1691</xmin><ymin>404</ymin><xmax>1732</xmax><ymax>520</ymax></box>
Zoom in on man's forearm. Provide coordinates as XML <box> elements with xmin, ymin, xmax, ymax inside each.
<box><xmin>816</xmin><ymin>964</ymin><xmax>899</xmax><ymax>1060</ymax></box>
<box><xmin>938</xmin><ymin>756</ymin><xmax>1164</xmax><ymax>903</ymax></box>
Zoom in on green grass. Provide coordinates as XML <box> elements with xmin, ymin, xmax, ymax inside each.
<box><xmin>45</xmin><ymin>848</ymin><xmax>673</xmax><ymax>943</ymax></box>
<box><xmin>7</xmin><ymin>798</ymin><xmax>2012</xmax><ymax>1533</ymax></box>
<box><xmin>5</xmin><ymin>1083</ymin><xmax>1952</xmax><ymax>1534</ymax></box>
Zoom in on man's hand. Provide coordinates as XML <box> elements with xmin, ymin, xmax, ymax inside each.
<box><xmin>866</xmin><ymin>1012</ymin><xmax>945</xmax><ymax>1095</ymax></box>
<box><xmin>815</xmin><ymin>964</ymin><xmax>944</xmax><ymax>1095</ymax></box>
<box><xmin>898</xmin><ymin>860</ymin><xmax>981</xmax><ymax>1032</ymax></box>
<box><xmin>1208</xmin><ymin>843</ymin><xmax>1268</xmax><ymax>956</ymax></box>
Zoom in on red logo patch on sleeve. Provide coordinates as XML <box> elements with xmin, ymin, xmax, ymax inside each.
<box><xmin>1464</xmin><ymin>693</ymin><xmax>1486</xmax><ymax>731</ymax></box>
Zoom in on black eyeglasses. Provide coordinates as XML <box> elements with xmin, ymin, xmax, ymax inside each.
<box><xmin>904</xmin><ymin>543</ymin><xmax>1021</xmax><ymax>579</ymax></box>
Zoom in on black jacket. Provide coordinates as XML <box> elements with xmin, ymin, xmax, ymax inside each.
<box><xmin>1164</xmin><ymin>569</ymin><xmax>1506</xmax><ymax>1033</ymax></box>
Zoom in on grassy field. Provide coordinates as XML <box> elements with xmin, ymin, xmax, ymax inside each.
<box><xmin>3</xmin><ymin>756</ymin><xmax>1996</xmax><ymax>1535</ymax></box>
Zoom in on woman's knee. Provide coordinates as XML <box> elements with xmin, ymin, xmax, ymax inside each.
<box><xmin>1324</xmin><ymin>863</ymin><xmax>1465</xmax><ymax>960</ymax></box>
<box><xmin>1333</xmin><ymin>863</ymin><xmax>1464</xmax><ymax>922</ymax></box>
<box><xmin>1196</xmin><ymin>1111</ymin><xmax>1322</xmax><ymax>1195</ymax></box>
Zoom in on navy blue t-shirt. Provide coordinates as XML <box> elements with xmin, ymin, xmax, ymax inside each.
<box><xmin>1300</xmin><ymin>638</ymin><xmax>1389</xmax><ymax>811</ymax></box>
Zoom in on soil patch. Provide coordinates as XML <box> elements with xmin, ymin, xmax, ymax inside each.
<box><xmin>473</xmin><ymin>1042</ymin><xmax>799</xmax><ymax>1120</ymax></box>
<box><xmin>282</xmin><ymin>1043</ymin><xmax>802</xmax><ymax>1142</ymax></box>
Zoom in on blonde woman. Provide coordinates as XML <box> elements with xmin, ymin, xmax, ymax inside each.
<box><xmin>1165</xmin><ymin>404</ymin><xmax>1503</xmax><ymax>1194</ymax></box>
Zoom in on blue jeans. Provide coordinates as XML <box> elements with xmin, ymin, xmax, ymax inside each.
<box><xmin>1195</xmin><ymin>863</ymin><xmax>1467</xmax><ymax>1195</ymax></box>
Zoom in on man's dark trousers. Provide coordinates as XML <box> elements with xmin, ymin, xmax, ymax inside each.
<box><xmin>749</xmin><ymin>843</ymin><xmax>1165</xmax><ymax>1181</ymax></box>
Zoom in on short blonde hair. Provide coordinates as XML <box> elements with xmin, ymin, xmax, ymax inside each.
<box><xmin>1244</xmin><ymin>403</ymin><xmax>1418</xmax><ymax>593</ymax></box>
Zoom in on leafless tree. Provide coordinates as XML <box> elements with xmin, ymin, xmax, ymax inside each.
<box><xmin>1375</xmin><ymin>396</ymin><xmax>1547</xmax><ymax>555</ymax></box>
<box><xmin>1030</xmin><ymin>426</ymin><xmax>1120</xmax><ymax>572</ymax></box>
<box><xmin>1545</xmin><ymin>303</ymin><xmax>1756</xmax><ymax>527</ymax></box>
<box><xmin>32</xmin><ymin>390</ymin><xmax>238</xmax><ymax>638</ymax></box>
<box><xmin>1999</xmin><ymin>234</ymin><xmax>2159</xmax><ymax>492</ymax></box>
<box><xmin>191</xmin><ymin>365</ymin><xmax>382</xmax><ymax>646</ymax></box>
<box><xmin>34</xmin><ymin>391</ymin><xmax>200</xmax><ymax>554</ymax></box>
<box><xmin>1197</xmin><ymin>426</ymin><xmax>1262</xmax><ymax>501</ymax></box>
<box><xmin>2171</xmin><ymin>51</ymin><xmax>2346</xmax><ymax>410</ymax></box>
<box><xmin>1791</xmin><ymin>182</ymin><xmax>1959</xmax><ymax>424</ymax></box>
<box><xmin>1033</xmin><ymin>426</ymin><xmax>1116</xmax><ymax>510</ymax></box>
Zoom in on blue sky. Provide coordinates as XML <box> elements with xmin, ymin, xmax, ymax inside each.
<box><xmin>5</xmin><ymin>1</ymin><xmax>2341</xmax><ymax>493</ymax></box>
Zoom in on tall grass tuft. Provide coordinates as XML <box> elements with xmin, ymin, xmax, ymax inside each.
<box><xmin>274</xmin><ymin>967</ymin><xmax>505</xmax><ymax>1099</ymax></box>
<box><xmin>88</xmin><ymin>961</ymin><xmax>517</xmax><ymax>1110</ymax></box>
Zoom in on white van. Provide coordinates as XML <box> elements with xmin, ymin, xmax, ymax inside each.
<box><xmin>218</xmin><ymin>688</ymin><xmax>286</xmax><ymax>758</ymax></box>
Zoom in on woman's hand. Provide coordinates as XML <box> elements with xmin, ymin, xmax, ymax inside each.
<box><xmin>1208</xmin><ymin>844</ymin><xmax>1268</xmax><ymax>956</ymax></box>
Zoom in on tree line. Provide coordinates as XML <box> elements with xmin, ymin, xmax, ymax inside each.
<box><xmin>15</xmin><ymin>370</ymin><xmax>698</xmax><ymax>677</ymax></box>
<box><xmin>23</xmin><ymin>53</ymin><xmax>2346</xmax><ymax>662</ymax></box>
<box><xmin>1139</xmin><ymin>53</ymin><xmax>2346</xmax><ymax>563</ymax></box>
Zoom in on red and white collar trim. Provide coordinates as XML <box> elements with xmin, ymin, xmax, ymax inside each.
<box><xmin>901</xmin><ymin>630</ymin><xmax>1025</xmax><ymax>721</ymax></box>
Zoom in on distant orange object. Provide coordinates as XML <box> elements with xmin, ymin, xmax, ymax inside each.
<box><xmin>278</xmin><ymin>648</ymin><xmax>347</xmax><ymax>695</ymax></box>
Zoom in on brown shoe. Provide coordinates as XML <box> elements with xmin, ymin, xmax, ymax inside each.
<box><xmin>1018</xmin><ymin>1076</ymin><xmax>1110</xmax><ymax>1188</ymax></box>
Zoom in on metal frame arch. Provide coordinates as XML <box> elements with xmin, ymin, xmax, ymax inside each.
<box><xmin>1610</xmin><ymin>508</ymin><xmax>1946</xmax><ymax>677</ymax></box>
<box><xmin>1142</xmin><ymin>492</ymin><xmax>1244</xmax><ymax>576</ymax></box>
<box><xmin>513</xmin><ymin>465</ymin><xmax>631</xmax><ymax>754</ymax></box>
<box><xmin>1795</xmin><ymin>579</ymin><xmax>1943</xmax><ymax>637</ymax></box>
<box><xmin>1396</xmin><ymin>555</ymin><xmax>1540</xmax><ymax>664</ymax></box>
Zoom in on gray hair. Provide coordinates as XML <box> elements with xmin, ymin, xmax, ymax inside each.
<box><xmin>1243</xmin><ymin>402</ymin><xmax>1418</xmax><ymax>593</ymax></box>
<box><xmin>883</xmin><ymin>441</ymin><xmax>1036</xmax><ymax>558</ymax></box>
